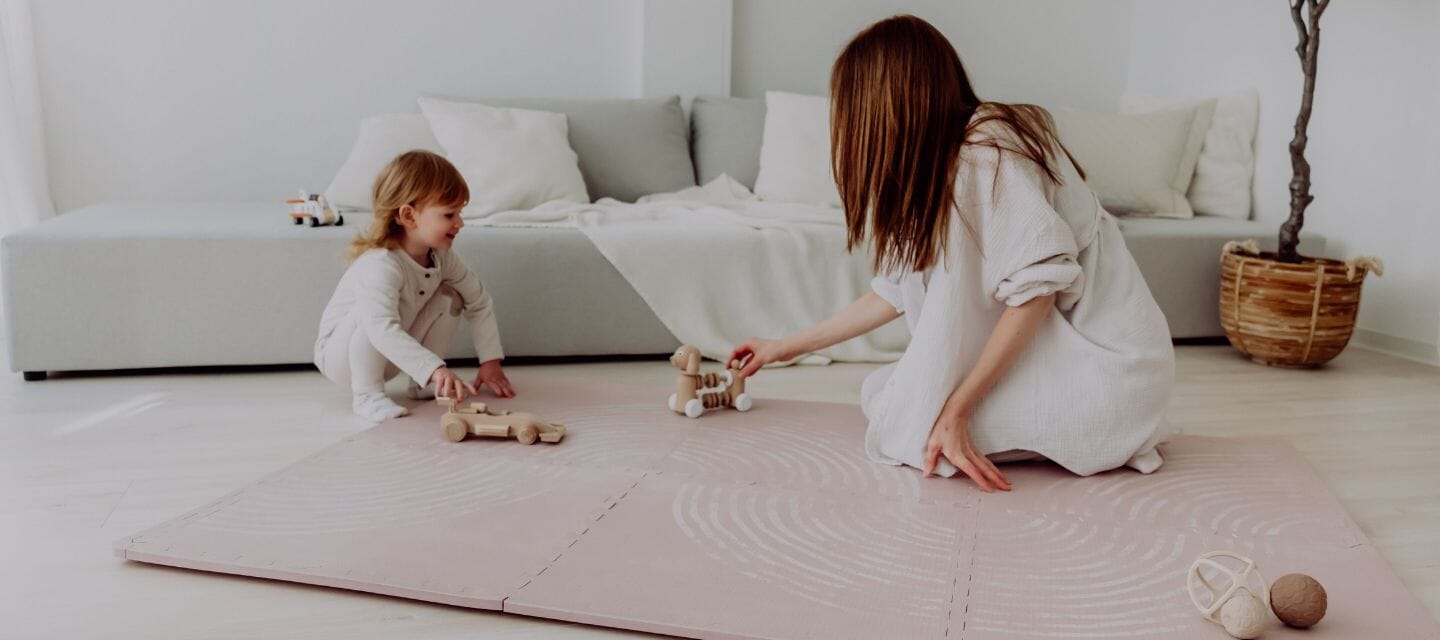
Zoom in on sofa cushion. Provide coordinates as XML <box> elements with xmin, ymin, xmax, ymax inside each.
<box><xmin>690</xmin><ymin>95</ymin><xmax>767</xmax><ymax>190</ymax></box>
<box><xmin>472</xmin><ymin>95</ymin><xmax>695</xmax><ymax>203</ymax></box>
<box><xmin>325</xmin><ymin>114</ymin><xmax>445</xmax><ymax>210</ymax></box>
<box><xmin>1053</xmin><ymin>103</ymin><xmax>1214</xmax><ymax>219</ymax></box>
<box><xmin>754</xmin><ymin>92</ymin><xmax>842</xmax><ymax>207</ymax></box>
<box><xmin>1121</xmin><ymin>90</ymin><xmax>1260</xmax><ymax>220</ymax></box>
<box><xmin>418</xmin><ymin>97</ymin><xmax>589</xmax><ymax>217</ymax></box>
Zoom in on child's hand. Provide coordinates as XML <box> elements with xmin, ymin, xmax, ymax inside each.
<box><xmin>431</xmin><ymin>366</ymin><xmax>478</xmax><ymax>402</ymax></box>
<box><xmin>475</xmin><ymin>359</ymin><xmax>515</xmax><ymax>398</ymax></box>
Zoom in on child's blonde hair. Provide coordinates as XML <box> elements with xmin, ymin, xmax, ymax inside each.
<box><xmin>347</xmin><ymin>150</ymin><xmax>469</xmax><ymax>261</ymax></box>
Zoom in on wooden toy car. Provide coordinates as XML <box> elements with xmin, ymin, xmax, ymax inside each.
<box><xmin>287</xmin><ymin>191</ymin><xmax>344</xmax><ymax>227</ymax></box>
<box><xmin>437</xmin><ymin>397</ymin><xmax>565</xmax><ymax>444</ymax></box>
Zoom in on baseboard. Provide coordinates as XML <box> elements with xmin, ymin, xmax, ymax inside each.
<box><xmin>1351</xmin><ymin>329</ymin><xmax>1440</xmax><ymax>367</ymax></box>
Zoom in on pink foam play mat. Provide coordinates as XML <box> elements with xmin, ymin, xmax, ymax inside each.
<box><xmin>115</xmin><ymin>375</ymin><xmax>1438</xmax><ymax>638</ymax></box>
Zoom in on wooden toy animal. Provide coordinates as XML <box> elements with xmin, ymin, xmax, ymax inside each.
<box><xmin>667</xmin><ymin>344</ymin><xmax>752</xmax><ymax>418</ymax></box>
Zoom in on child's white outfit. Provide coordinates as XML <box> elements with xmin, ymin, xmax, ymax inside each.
<box><xmin>861</xmin><ymin>130</ymin><xmax>1176</xmax><ymax>478</ymax></box>
<box><xmin>315</xmin><ymin>248</ymin><xmax>503</xmax><ymax>418</ymax></box>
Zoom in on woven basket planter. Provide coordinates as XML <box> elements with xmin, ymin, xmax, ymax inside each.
<box><xmin>1219</xmin><ymin>243</ymin><xmax>1382</xmax><ymax>368</ymax></box>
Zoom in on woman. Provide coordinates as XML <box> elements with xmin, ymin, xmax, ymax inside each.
<box><xmin>731</xmin><ymin>15</ymin><xmax>1175</xmax><ymax>491</ymax></box>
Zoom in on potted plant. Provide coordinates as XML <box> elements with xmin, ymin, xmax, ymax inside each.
<box><xmin>1219</xmin><ymin>0</ymin><xmax>1382</xmax><ymax>367</ymax></box>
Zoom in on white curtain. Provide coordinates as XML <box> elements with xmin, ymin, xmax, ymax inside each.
<box><xmin>0</xmin><ymin>0</ymin><xmax>54</xmax><ymax>239</ymax></box>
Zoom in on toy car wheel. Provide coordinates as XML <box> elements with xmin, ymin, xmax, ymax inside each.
<box><xmin>335</xmin><ymin>214</ymin><xmax>344</xmax><ymax>226</ymax></box>
<box><xmin>735</xmin><ymin>393</ymin><xmax>753</xmax><ymax>412</ymax></box>
<box><xmin>442</xmin><ymin>417</ymin><xmax>469</xmax><ymax>443</ymax></box>
<box><xmin>293</xmin><ymin>217</ymin><xmax>303</xmax><ymax>225</ymax></box>
<box><xmin>517</xmin><ymin>425</ymin><xmax>539</xmax><ymax>445</ymax></box>
<box><xmin>684</xmin><ymin>399</ymin><xmax>704</xmax><ymax>419</ymax></box>
<box><xmin>309</xmin><ymin>217</ymin><xmax>320</xmax><ymax>227</ymax></box>
<box><xmin>667</xmin><ymin>392</ymin><xmax>678</xmax><ymax>412</ymax></box>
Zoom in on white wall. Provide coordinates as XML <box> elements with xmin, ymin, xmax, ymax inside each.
<box><xmin>731</xmin><ymin>0</ymin><xmax>1135</xmax><ymax>111</ymax></box>
<box><xmin>32</xmin><ymin>0</ymin><xmax>647</xmax><ymax>211</ymax></box>
<box><xmin>1127</xmin><ymin>1</ymin><xmax>1440</xmax><ymax>362</ymax></box>
<box><xmin>640</xmin><ymin>0</ymin><xmax>731</xmax><ymax>107</ymax></box>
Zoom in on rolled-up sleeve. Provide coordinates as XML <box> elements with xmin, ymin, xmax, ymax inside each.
<box><xmin>966</xmin><ymin>146</ymin><xmax>1083</xmax><ymax>308</ymax></box>
<box><xmin>995</xmin><ymin>254</ymin><xmax>1082</xmax><ymax>307</ymax></box>
<box><xmin>871</xmin><ymin>274</ymin><xmax>905</xmax><ymax>313</ymax></box>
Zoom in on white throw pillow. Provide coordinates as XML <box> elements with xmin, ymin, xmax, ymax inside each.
<box><xmin>1121</xmin><ymin>89</ymin><xmax>1259</xmax><ymax>219</ymax></box>
<box><xmin>1052</xmin><ymin>102</ymin><xmax>1214</xmax><ymax>219</ymax></box>
<box><xmin>325</xmin><ymin>114</ymin><xmax>443</xmax><ymax>210</ymax></box>
<box><xmin>417</xmin><ymin>96</ymin><xmax>589</xmax><ymax>217</ymax></box>
<box><xmin>754</xmin><ymin>91</ymin><xmax>840</xmax><ymax>207</ymax></box>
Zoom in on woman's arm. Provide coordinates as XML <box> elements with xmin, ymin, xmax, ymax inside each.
<box><xmin>924</xmin><ymin>293</ymin><xmax>1057</xmax><ymax>490</ymax></box>
<box><xmin>940</xmin><ymin>293</ymin><xmax>1056</xmax><ymax>419</ymax></box>
<box><xmin>731</xmin><ymin>291</ymin><xmax>902</xmax><ymax>376</ymax></box>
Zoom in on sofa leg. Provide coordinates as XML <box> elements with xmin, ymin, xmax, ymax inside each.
<box><xmin>22</xmin><ymin>371</ymin><xmax>47</xmax><ymax>381</ymax></box>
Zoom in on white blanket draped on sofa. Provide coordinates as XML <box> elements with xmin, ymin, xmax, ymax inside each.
<box><xmin>475</xmin><ymin>176</ymin><xmax>908</xmax><ymax>365</ymax></box>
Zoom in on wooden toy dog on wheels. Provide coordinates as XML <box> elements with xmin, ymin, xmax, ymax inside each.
<box><xmin>667</xmin><ymin>344</ymin><xmax>753</xmax><ymax>418</ymax></box>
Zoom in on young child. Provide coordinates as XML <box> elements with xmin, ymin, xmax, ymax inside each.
<box><xmin>731</xmin><ymin>15</ymin><xmax>1175</xmax><ymax>491</ymax></box>
<box><xmin>315</xmin><ymin>150</ymin><xmax>514</xmax><ymax>421</ymax></box>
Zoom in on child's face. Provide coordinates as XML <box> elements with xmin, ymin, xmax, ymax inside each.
<box><xmin>401</xmin><ymin>200</ymin><xmax>465</xmax><ymax>250</ymax></box>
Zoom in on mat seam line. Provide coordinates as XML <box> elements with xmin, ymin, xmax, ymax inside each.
<box><xmin>505</xmin><ymin>469</ymin><xmax>652</xmax><ymax>608</ymax></box>
<box><xmin>950</xmin><ymin>498</ymin><xmax>982</xmax><ymax>639</ymax></box>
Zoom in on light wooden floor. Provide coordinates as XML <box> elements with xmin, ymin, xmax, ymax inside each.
<box><xmin>2</xmin><ymin>343</ymin><xmax>1436</xmax><ymax>638</ymax></box>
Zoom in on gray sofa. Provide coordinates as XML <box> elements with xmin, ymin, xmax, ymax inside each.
<box><xmin>2</xmin><ymin>95</ymin><xmax>1320</xmax><ymax>379</ymax></box>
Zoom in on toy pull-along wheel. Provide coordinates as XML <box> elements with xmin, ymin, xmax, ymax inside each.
<box><xmin>734</xmin><ymin>393</ymin><xmax>753</xmax><ymax>412</ymax></box>
<box><xmin>442</xmin><ymin>416</ymin><xmax>469</xmax><ymax>443</ymax></box>
<box><xmin>516</xmin><ymin>425</ymin><xmax>539</xmax><ymax>445</ymax></box>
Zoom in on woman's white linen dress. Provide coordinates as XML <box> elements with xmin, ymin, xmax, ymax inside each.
<box><xmin>861</xmin><ymin>135</ymin><xmax>1176</xmax><ymax>478</ymax></box>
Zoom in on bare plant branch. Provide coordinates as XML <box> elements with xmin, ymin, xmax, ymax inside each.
<box><xmin>1279</xmin><ymin>0</ymin><xmax>1326</xmax><ymax>263</ymax></box>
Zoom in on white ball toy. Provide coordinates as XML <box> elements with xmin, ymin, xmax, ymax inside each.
<box><xmin>1187</xmin><ymin>551</ymin><xmax>1270</xmax><ymax>639</ymax></box>
<box><xmin>1219</xmin><ymin>588</ymin><xmax>1268</xmax><ymax>639</ymax></box>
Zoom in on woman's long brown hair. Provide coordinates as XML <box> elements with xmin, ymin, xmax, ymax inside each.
<box><xmin>830</xmin><ymin>14</ymin><xmax>1081</xmax><ymax>274</ymax></box>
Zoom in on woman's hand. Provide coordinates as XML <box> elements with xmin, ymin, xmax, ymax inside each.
<box><xmin>474</xmin><ymin>359</ymin><xmax>515</xmax><ymax>398</ymax></box>
<box><xmin>924</xmin><ymin>412</ymin><xmax>1011</xmax><ymax>492</ymax></box>
<box><xmin>728</xmin><ymin>338</ymin><xmax>795</xmax><ymax>378</ymax></box>
<box><xmin>728</xmin><ymin>292</ymin><xmax>903</xmax><ymax>379</ymax></box>
<box><xmin>431</xmin><ymin>366</ymin><xmax>478</xmax><ymax>402</ymax></box>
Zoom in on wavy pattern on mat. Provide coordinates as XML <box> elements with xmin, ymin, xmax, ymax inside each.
<box><xmin>670</xmin><ymin>481</ymin><xmax>961</xmax><ymax>620</ymax></box>
<box><xmin>965</xmin><ymin>512</ymin><xmax>1197</xmax><ymax>638</ymax></box>
<box><xmin>531</xmin><ymin>403</ymin><xmax>687</xmax><ymax>469</ymax></box>
<box><xmin>669</xmin><ymin>416</ymin><xmax>923</xmax><ymax>499</ymax></box>
<box><xmin>1020</xmin><ymin>448</ymin><xmax>1351</xmax><ymax>545</ymax></box>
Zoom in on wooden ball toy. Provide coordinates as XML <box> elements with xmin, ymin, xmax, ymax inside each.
<box><xmin>1187</xmin><ymin>551</ymin><xmax>1270</xmax><ymax>639</ymax></box>
<box><xmin>1270</xmin><ymin>573</ymin><xmax>1327</xmax><ymax>628</ymax></box>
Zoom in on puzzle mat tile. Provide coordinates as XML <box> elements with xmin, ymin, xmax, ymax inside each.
<box><xmin>116</xmin><ymin>374</ymin><xmax>1439</xmax><ymax>638</ymax></box>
